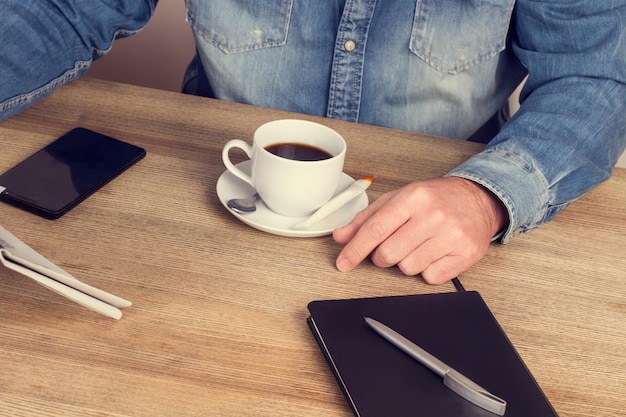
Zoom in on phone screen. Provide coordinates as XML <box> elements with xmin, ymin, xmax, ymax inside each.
<box><xmin>0</xmin><ymin>127</ymin><xmax>146</xmax><ymax>219</ymax></box>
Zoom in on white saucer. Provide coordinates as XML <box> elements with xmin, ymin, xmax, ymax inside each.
<box><xmin>216</xmin><ymin>161</ymin><xmax>369</xmax><ymax>238</ymax></box>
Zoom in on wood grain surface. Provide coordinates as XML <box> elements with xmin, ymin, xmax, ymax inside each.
<box><xmin>0</xmin><ymin>78</ymin><xmax>624</xmax><ymax>416</ymax></box>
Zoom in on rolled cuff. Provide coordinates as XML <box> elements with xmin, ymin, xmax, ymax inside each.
<box><xmin>446</xmin><ymin>148</ymin><xmax>550</xmax><ymax>244</ymax></box>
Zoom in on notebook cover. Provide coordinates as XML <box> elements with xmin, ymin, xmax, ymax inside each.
<box><xmin>307</xmin><ymin>291</ymin><xmax>558</xmax><ymax>417</ymax></box>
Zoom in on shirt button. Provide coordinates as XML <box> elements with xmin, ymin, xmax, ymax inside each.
<box><xmin>344</xmin><ymin>40</ymin><xmax>356</xmax><ymax>52</ymax></box>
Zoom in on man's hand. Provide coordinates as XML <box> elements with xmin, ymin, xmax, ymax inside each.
<box><xmin>333</xmin><ymin>177</ymin><xmax>508</xmax><ymax>284</ymax></box>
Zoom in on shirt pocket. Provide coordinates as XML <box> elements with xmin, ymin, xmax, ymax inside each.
<box><xmin>410</xmin><ymin>0</ymin><xmax>516</xmax><ymax>74</ymax></box>
<box><xmin>185</xmin><ymin>0</ymin><xmax>294</xmax><ymax>53</ymax></box>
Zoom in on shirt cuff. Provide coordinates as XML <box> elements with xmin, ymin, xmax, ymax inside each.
<box><xmin>446</xmin><ymin>148</ymin><xmax>550</xmax><ymax>243</ymax></box>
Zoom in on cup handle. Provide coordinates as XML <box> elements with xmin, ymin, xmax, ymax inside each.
<box><xmin>222</xmin><ymin>139</ymin><xmax>255</xmax><ymax>187</ymax></box>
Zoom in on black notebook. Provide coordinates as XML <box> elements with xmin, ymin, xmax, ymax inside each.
<box><xmin>307</xmin><ymin>291</ymin><xmax>558</xmax><ymax>417</ymax></box>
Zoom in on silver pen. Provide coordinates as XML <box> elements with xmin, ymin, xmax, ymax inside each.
<box><xmin>364</xmin><ymin>317</ymin><xmax>507</xmax><ymax>416</ymax></box>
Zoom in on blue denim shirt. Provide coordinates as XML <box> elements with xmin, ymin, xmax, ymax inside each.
<box><xmin>1</xmin><ymin>0</ymin><xmax>625</xmax><ymax>242</ymax></box>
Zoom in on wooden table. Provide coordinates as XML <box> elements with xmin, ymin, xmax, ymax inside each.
<box><xmin>0</xmin><ymin>78</ymin><xmax>624</xmax><ymax>416</ymax></box>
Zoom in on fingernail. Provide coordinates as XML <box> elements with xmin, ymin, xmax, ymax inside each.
<box><xmin>337</xmin><ymin>257</ymin><xmax>352</xmax><ymax>272</ymax></box>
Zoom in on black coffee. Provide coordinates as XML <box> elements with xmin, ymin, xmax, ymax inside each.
<box><xmin>265</xmin><ymin>142</ymin><xmax>333</xmax><ymax>161</ymax></box>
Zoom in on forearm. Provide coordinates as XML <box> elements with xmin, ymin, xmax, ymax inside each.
<box><xmin>448</xmin><ymin>0</ymin><xmax>626</xmax><ymax>242</ymax></box>
<box><xmin>0</xmin><ymin>0</ymin><xmax>157</xmax><ymax>120</ymax></box>
<box><xmin>449</xmin><ymin>77</ymin><xmax>625</xmax><ymax>241</ymax></box>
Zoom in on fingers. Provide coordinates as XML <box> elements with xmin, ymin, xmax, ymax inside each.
<box><xmin>372</xmin><ymin>211</ymin><xmax>488</xmax><ymax>284</ymax></box>
<box><xmin>332</xmin><ymin>191</ymin><xmax>393</xmax><ymax>243</ymax></box>
<box><xmin>333</xmin><ymin>177</ymin><xmax>503</xmax><ymax>284</ymax></box>
<box><xmin>367</xmin><ymin>202</ymin><xmax>445</xmax><ymax>269</ymax></box>
<box><xmin>333</xmin><ymin>191</ymin><xmax>408</xmax><ymax>272</ymax></box>
<box><xmin>396</xmin><ymin>234</ymin><xmax>489</xmax><ymax>284</ymax></box>
<box><xmin>421</xmin><ymin>256</ymin><xmax>474</xmax><ymax>285</ymax></box>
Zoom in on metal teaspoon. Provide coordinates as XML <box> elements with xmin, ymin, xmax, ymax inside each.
<box><xmin>227</xmin><ymin>193</ymin><xmax>259</xmax><ymax>213</ymax></box>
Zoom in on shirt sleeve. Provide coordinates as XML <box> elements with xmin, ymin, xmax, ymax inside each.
<box><xmin>447</xmin><ymin>0</ymin><xmax>626</xmax><ymax>243</ymax></box>
<box><xmin>0</xmin><ymin>0</ymin><xmax>157</xmax><ymax>120</ymax></box>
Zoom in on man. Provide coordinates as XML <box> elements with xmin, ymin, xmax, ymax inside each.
<box><xmin>2</xmin><ymin>1</ymin><xmax>625</xmax><ymax>284</ymax></box>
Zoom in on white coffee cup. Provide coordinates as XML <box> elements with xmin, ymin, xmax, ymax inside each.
<box><xmin>222</xmin><ymin>119</ymin><xmax>346</xmax><ymax>217</ymax></box>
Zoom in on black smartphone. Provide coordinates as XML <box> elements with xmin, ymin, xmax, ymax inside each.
<box><xmin>0</xmin><ymin>127</ymin><xmax>146</xmax><ymax>219</ymax></box>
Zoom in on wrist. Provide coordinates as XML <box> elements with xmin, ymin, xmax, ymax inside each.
<box><xmin>453</xmin><ymin>177</ymin><xmax>509</xmax><ymax>238</ymax></box>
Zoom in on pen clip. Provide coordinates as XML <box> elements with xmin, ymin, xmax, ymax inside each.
<box><xmin>444</xmin><ymin>368</ymin><xmax>507</xmax><ymax>416</ymax></box>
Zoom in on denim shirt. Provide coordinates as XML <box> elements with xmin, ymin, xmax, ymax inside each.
<box><xmin>1</xmin><ymin>0</ymin><xmax>625</xmax><ymax>242</ymax></box>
